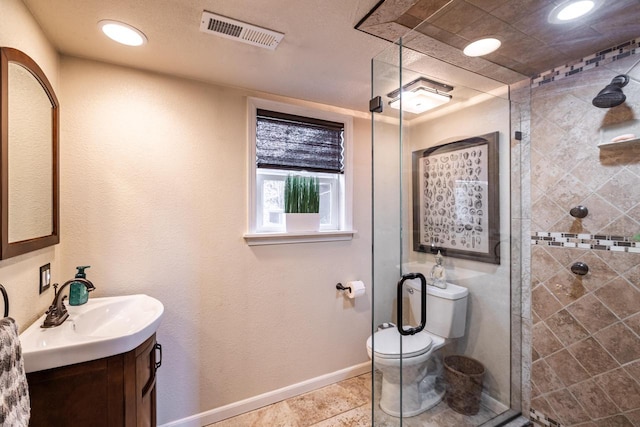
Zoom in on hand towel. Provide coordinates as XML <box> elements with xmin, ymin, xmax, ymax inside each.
<box><xmin>0</xmin><ymin>317</ymin><xmax>30</xmax><ymax>427</ymax></box>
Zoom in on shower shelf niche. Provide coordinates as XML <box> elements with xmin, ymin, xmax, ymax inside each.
<box><xmin>597</xmin><ymin>136</ymin><xmax>640</xmax><ymax>149</ymax></box>
<box><xmin>598</xmin><ymin>119</ymin><xmax>640</xmax><ymax>149</ymax></box>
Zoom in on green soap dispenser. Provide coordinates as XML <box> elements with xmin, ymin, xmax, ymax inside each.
<box><xmin>68</xmin><ymin>266</ymin><xmax>95</xmax><ymax>306</ymax></box>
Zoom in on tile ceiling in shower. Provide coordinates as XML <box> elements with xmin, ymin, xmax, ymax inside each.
<box><xmin>356</xmin><ymin>0</ymin><xmax>640</xmax><ymax>84</ymax></box>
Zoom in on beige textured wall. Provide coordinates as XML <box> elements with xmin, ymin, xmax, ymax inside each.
<box><xmin>529</xmin><ymin>55</ymin><xmax>640</xmax><ymax>426</ymax></box>
<box><xmin>59</xmin><ymin>56</ymin><xmax>372</xmax><ymax>424</ymax></box>
<box><xmin>0</xmin><ymin>0</ymin><xmax>62</xmax><ymax>331</ymax></box>
<box><xmin>406</xmin><ymin>95</ymin><xmax>512</xmax><ymax>405</ymax></box>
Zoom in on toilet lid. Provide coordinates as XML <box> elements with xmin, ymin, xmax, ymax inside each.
<box><xmin>366</xmin><ymin>328</ymin><xmax>432</xmax><ymax>359</ymax></box>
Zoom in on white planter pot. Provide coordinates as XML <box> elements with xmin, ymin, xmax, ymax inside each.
<box><xmin>285</xmin><ymin>213</ymin><xmax>320</xmax><ymax>232</ymax></box>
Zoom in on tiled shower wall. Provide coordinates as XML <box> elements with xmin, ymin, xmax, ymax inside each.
<box><xmin>528</xmin><ymin>54</ymin><xmax>640</xmax><ymax>426</ymax></box>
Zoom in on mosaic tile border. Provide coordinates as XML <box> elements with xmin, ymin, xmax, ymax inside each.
<box><xmin>531</xmin><ymin>232</ymin><xmax>640</xmax><ymax>253</ymax></box>
<box><xmin>531</xmin><ymin>38</ymin><xmax>639</xmax><ymax>87</ymax></box>
<box><xmin>529</xmin><ymin>408</ymin><xmax>564</xmax><ymax>427</ymax></box>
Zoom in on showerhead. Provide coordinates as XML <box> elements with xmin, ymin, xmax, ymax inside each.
<box><xmin>592</xmin><ymin>74</ymin><xmax>630</xmax><ymax>108</ymax></box>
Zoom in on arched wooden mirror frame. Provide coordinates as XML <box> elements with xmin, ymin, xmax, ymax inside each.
<box><xmin>0</xmin><ymin>47</ymin><xmax>59</xmax><ymax>259</ymax></box>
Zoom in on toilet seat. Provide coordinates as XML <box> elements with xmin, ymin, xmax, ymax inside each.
<box><xmin>366</xmin><ymin>328</ymin><xmax>433</xmax><ymax>359</ymax></box>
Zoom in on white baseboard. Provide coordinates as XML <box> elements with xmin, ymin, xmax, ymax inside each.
<box><xmin>481</xmin><ymin>391</ymin><xmax>509</xmax><ymax>415</ymax></box>
<box><xmin>159</xmin><ymin>362</ymin><xmax>371</xmax><ymax>427</ymax></box>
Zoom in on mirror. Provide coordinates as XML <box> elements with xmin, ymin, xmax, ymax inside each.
<box><xmin>0</xmin><ymin>47</ymin><xmax>59</xmax><ymax>259</ymax></box>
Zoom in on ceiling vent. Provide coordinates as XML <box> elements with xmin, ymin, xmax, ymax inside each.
<box><xmin>200</xmin><ymin>11</ymin><xmax>284</xmax><ymax>50</ymax></box>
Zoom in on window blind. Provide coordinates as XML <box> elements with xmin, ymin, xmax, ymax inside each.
<box><xmin>256</xmin><ymin>109</ymin><xmax>344</xmax><ymax>174</ymax></box>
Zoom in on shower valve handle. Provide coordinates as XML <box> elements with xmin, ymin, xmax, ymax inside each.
<box><xmin>571</xmin><ymin>262</ymin><xmax>589</xmax><ymax>276</ymax></box>
<box><xmin>570</xmin><ymin>205</ymin><xmax>589</xmax><ymax>219</ymax></box>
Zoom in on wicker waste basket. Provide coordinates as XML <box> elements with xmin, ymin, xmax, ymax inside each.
<box><xmin>443</xmin><ymin>355</ymin><xmax>485</xmax><ymax>415</ymax></box>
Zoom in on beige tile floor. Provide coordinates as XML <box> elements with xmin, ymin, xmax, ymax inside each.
<box><xmin>207</xmin><ymin>371</ymin><xmax>501</xmax><ymax>427</ymax></box>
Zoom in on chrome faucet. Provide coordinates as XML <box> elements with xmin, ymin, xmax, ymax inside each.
<box><xmin>41</xmin><ymin>279</ymin><xmax>96</xmax><ymax>328</ymax></box>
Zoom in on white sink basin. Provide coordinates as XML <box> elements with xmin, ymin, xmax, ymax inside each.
<box><xmin>20</xmin><ymin>294</ymin><xmax>164</xmax><ymax>373</ymax></box>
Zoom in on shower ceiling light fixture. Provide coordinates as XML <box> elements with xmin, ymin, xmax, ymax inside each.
<box><xmin>99</xmin><ymin>20</ymin><xmax>147</xmax><ymax>46</ymax></box>
<box><xmin>548</xmin><ymin>0</ymin><xmax>601</xmax><ymax>23</ymax></box>
<box><xmin>463</xmin><ymin>38</ymin><xmax>501</xmax><ymax>57</ymax></box>
<box><xmin>387</xmin><ymin>77</ymin><xmax>453</xmax><ymax>114</ymax></box>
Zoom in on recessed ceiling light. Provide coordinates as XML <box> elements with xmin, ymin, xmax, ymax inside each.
<box><xmin>99</xmin><ymin>20</ymin><xmax>147</xmax><ymax>46</ymax></box>
<box><xmin>463</xmin><ymin>38</ymin><xmax>501</xmax><ymax>57</ymax></box>
<box><xmin>548</xmin><ymin>0</ymin><xmax>600</xmax><ymax>24</ymax></box>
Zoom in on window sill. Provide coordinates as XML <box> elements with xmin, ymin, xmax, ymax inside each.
<box><xmin>243</xmin><ymin>230</ymin><xmax>357</xmax><ymax>246</ymax></box>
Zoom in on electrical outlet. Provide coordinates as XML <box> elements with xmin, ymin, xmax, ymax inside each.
<box><xmin>39</xmin><ymin>263</ymin><xmax>51</xmax><ymax>294</ymax></box>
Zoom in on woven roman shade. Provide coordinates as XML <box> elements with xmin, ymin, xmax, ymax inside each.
<box><xmin>256</xmin><ymin>109</ymin><xmax>344</xmax><ymax>174</ymax></box>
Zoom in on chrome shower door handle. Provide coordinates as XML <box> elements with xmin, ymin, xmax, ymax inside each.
<box><xmin>396</xmin><ymin>273</ymin><xmax>427</xmax><ymax>336</ymax></box>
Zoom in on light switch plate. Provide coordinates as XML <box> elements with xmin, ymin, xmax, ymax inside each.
<box><xmin>39</xmin><ymin>263</ymin><xmax>51</xmax><ymax>294</ymax></box>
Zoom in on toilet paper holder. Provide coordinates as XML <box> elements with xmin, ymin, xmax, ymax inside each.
<box><xmin>336</xmin><ymin>283</ymin><xmax>351</xmax><ymax>293</ymax></box>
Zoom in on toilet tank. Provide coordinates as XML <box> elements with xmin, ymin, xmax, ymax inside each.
<box><xmin>407</xmin><ymin>280</ymin><xmax>468</xmax><ymax>338</ymax></box>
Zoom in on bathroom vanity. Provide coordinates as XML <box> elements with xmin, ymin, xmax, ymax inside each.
<box><xmin>20</xmin><ymin>294</ymin><xmax>165</xmax><ymax>426</ymax></box>
<box><xmin>27</xmin><ymin>334</ymin><xmax>159</xmax><ymax>427</ymax></box>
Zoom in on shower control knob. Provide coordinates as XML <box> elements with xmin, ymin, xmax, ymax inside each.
<box><xmin>571</xmin><ymin>262</ymin><xmax>589</xmax><ymax>276</ymax></box>
<box><xmin>570</xmin><ymin>206</ymin><xmax>589</xmax><ymax>219</ymax></box>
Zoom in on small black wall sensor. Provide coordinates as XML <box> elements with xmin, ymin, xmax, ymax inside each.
<box><xmin>369</xmin><ymin>96</ymin><xmax>383</xmax><ymax>113</ymax></box>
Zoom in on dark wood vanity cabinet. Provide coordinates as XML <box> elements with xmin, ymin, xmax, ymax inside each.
<box><xmin>27</xmin><ymin>334</ymin><xmax>160</xmax><ymax>427</ymax></box>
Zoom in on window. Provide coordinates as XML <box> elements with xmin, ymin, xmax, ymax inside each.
<box><xmin>257</xmin><ymin>170</ymin><xmax>341</xmax><ymax>231</ymax></box>
<box><xmin>246</xmin><ymin>98</ymin><xmax>354</xmax><ymax>244</ymax></box>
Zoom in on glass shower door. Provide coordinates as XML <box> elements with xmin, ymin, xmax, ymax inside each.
<box><xmin>370</xmin><ymin>30</ymin><xmax>523</xmax><ymax>425</ymax></box>
<box><xmin>370</xmin><ymin>38</ymin><xmax>408</xmax><ymax>426</ymax></box>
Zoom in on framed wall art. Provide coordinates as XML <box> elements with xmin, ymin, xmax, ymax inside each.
<box><xmin>412</xmin><ymin>132</ymin><xmax>500</xmax><ymax>264</ymax></box>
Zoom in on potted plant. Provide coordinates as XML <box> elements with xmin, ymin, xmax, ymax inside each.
<box><xmin>284</xmin><ymin>175</ymin><xmax>320</xmax><ymax>232</ymax></box>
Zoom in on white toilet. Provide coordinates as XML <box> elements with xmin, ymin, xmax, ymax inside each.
<box><xmin>366</xmin><ymin>279</ymin><xmax>469</xmax><ymax>417</ymax></box>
